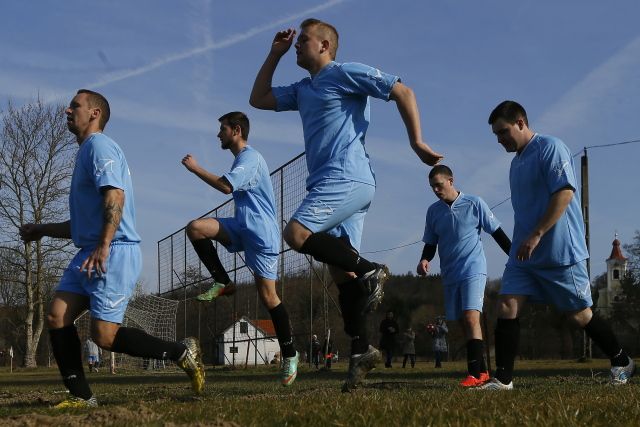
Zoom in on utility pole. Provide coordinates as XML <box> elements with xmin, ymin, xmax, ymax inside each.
<box><xmin>581</xmin><ymin>148</ymin><xmax>592</xmax><ymax>359</ymax></box>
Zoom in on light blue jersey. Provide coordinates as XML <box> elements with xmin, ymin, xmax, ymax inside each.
<box><xmin>508</xmin><ymin>134</ymin><xmax>588</xmax><ymax>267</ymax></box>
<box><xmin>273</xmin><ymin>61</ymin><xmax>399</xmax><ymax>189</ymax></box>
<box><xmin>422</xmin><ymin>193</ymin><xmax>500</xmax><ymax>285</ymax></box>
<box><xmin>70</xmin><ymin>133</ymin><xmax>140</xmax><ymax>248</ymax></box>
<box><xmin>222</xmin><ymin>145</ymin><xmax>279</xmax><ymax>253</ymax></box>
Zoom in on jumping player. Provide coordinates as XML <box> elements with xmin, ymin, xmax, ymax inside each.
<box><xmin>181</xmin><ymin>111</ymin><xmax>299</xmax><ymax>386</ymax></box>
<box><xmin>417</xmin><ymin>165</ymin><xmax>511</xmax><ymax>387</ymax></box>
<box><xmin>479</xmin><ymin>100</ymin><xmax>635</xmax><ymax>390</ymax></box>
<box><xmin>250</xmin><ymin>18</ymin><xmax>443</xmax><ymax>392</ymax></box>
<box><xmin>19</xmin><ymin>89</ymin><xmax>204</xmax><ymax>408</ymax></box>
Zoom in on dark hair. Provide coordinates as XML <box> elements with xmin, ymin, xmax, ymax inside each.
<box><xmin>428</xmin><ymin>164</ymin><xmax>453</xmax><ymax>180</ymax></box>
<box><xmin>218</xmin><ymin>111</ymin><xmax>250</xmax><ymax>140</ymax></box>
<box><xmin>488</xmin><ymin>100</ymin><xmax>528</xmax><ymax>126</ymax></box>
<box><xmin>77</xmin><ymin>89</ymin><xmax>110</xmax><ymax>130</ymax></box>
<box><xmin>301</xmin><ymin>18</ymin><xmax>339</xmax><ymax>60</ymax></box>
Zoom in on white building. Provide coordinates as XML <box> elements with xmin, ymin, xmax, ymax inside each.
<box><xmin>214</xmin><ymin>316</ymin><xmax>280</xmax><ymax>366</ymax></box>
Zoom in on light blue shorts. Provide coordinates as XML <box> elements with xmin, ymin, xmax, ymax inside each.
<box><xmin>88</xmin><ymin>355</ymin><xmax>98</xmax><ymax>363</ymax></box>
<box><xmin>217</xmin><ymin>218</ymin><xmax>279</xmax><ymax>280</ymax></box>
<box><xmin>444</xmin><ymin>274</ymin><xmax>486</xmax><ymax>321</ymax></box>
<box><xmin>501</xmin><ymin>260</ymin><xmax>592</xmax><ymax>311</ymax></box>
<box><xmin>57</xmin><ymin>242</ymin><xmax>142</xmax><ymax>323</ymax></box>
<box><xmin>292</xmin><ymin>179</ymin><xmax>375</xmax><ymax>251</ymax></box>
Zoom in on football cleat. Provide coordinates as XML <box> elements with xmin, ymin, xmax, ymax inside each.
<box><xmin>460</xmin><ymin>371</ymin><xmax>490</xmax><ymax>387</ymax></box>
<box><xmin>611</xmin><ymin>357</ymin><xmax>636</xmax><ymax>385</ymax></box>
<box><xmin>177</xmin><ymin>337</ymin><xmax>205</xmax><ymax>395</ymax></box>
<box><xmin>361</xmin><ymin>264</ymin><xmax>390</xmax><ymax>314</ymax></box>
<box><xmin>53</xmin><ymin>395</ymin><xmax>98</xmax><ymax>409</ymax></box>
<box><xmin>196</xmin><ymin>282</ymin><xmax>235</xmax><ymax>302</ymax></box>
<box><xmin>474</xmin><ymin>377</ymin><xmax>513</xmax><ymax>390</ymax></box>
<box><xmin>280</xmin><ymin>351</ymin><xmax>299</xmax><ymax>387</ymax></box>
<box><xmin>342</xmin><ymin>345</ymin><xmax>382</xmax><ymax>393</ymax></box>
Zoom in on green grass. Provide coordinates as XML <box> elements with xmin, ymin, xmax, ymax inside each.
<box><xmin>1</xmin><ymin>359</ymin><xmax>639</xmax><ymax>426</ymax></box>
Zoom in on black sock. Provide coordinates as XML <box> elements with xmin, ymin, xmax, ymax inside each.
<box><xmin>49</xmin><ymin>326</ymin><xmax>93</xmax><ymax>400</ymax></box>
<box><xmin>494</xmin><ymin>318</ymin><xmax>519</xmax><ymax>384</ymax></box>
<box><xmin>300</xmin><ymin>233</ymin><xmax>375</xmax><ymax>277</ymax></box>
<box><xmin>111</xmin><ymin>327</ymin><xmax>187</xmax><ymax>361</ymax></box>
<box><xmin>269</xmin><ymin>303</ymin><xmax>296</xmax><ymax>358</ymax></box>
<box><xmin>338</xmin><ymin>279</ymin><xmax>369</xmax><ymax>354</ymax></box>
<box><xmin>191</xmin><ymin>238</ymin><xmax>231</xmax><ymax>284</ymax></box>
<box><xmin>467</xmin><ymin>339</ymin><xmax>485</xmax><ymax>377</ymax></box>
<box><xmin>584</xmin><ymin>314</ymin><xmax>628</xmax><ymax>366</ymax></box>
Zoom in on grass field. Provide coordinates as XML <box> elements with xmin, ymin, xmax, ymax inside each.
<box><xmin>1</xmin><ymin>359</ymin><xmax>639</xmax><ymax>426</ymax></box>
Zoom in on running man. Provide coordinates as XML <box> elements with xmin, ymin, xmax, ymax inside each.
<box><xmin>479</xmin><ymin>100</ymin><xmax>635</xmax><ymax>390</ymax></box>
<box><xmin>250</xmin><ymin>18</ymin><xmax>443</xmax><ymax>392</ymax></box>
<box><xmin>417</xmin><ymin>165</ymin><xmax>511</xmax><ymax>387</ymax></box>
<box><xmin>182</xmin><ymin>111</ymin><xmax>298</xmax><ymax>386</ymax></box>
<box><xmin>19</xmin><ymin>89</ymin><xmax>204</xmax><ymax>408</ymax></box>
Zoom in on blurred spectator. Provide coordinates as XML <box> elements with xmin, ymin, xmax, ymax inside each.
<box><xmin>427</xmin><ymin>316</ymin><xmax>448</xmax><ymax>368</ymax></box>
<box><xmin>402</xmin><ymin>327</ymin><xmax>416</xmax><ymax>368</ymax></box>
<box><xmin>379</xmin><ymin>310</ymin><xmax>399</xmax><ymax>368</ymax></box>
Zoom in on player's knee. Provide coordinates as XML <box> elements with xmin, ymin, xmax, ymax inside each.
<box><xmin>186</xmin><ymin>219</ymin><xmax>202</xmax><ymax>240</ymax></box>
<box><xmin>91</xmin><ymin>331</ymin><xmax>115</xmax><ymax>350</ymax></box>
<box><xmin>283</xmin><ymin>226</ymin><xmax>304</xmax><ymax>251</ymax></box>
<box><xmin>47</xmin><ymin>312</ymin><xmax>63</xmax><ymax>329</ymax></box>
<box><xmin>462</xmin><ymin>312</ymin><xmax>480</xmax><ymax>328</ymax></box>
<box><xmin>497</xmin><ymin>297</ymin><xmax>518</xmax><ymax>318</ymax></box>
<box><xmin>566</xmin><ymin>307</ymin><xmax>592</xmax><ymax>328</ymax></box>
<box><xmin>259</xmin><ymin>290</ymin><xmax>280</xmax><ymax>310</ymax></box>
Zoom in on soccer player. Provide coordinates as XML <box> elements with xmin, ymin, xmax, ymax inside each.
<box><xmin>181</xmin><ymin>111</ymin><xmax>299</xmax><ymax>386</ymax></box>
<box><xmin>250</xmin><ymin>18</ymin><xmax>443</xmax><ymax>392</ymax></box>
<box><xmin>19</xmin><ymin>90</ymin><xmax>205</xmax><ymax>408</ymax></box>
<box><xmin>478</xmin><ymin>100</ymin><xmax>635</xmax><ymax>390</ymax></box>
<box><xmin>416</xmin><ymin>165</ymin><xmax>511</xmax><ymax>387</ymax></box>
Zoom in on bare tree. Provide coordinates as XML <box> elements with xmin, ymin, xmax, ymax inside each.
<box><xmin>0</xmin><ymin>99</ymin><xmax>75</xmax><ymax>367</ymax></box>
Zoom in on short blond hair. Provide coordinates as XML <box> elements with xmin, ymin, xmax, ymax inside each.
<box><xmin>301</xmin><ymin>18</ymin><xmax>339</xmax><ymax>60</ymax></box>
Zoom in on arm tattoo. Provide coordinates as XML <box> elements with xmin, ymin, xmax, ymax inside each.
<box><xmin>103</xmin><ymin>201</ymin><xmax>123</xmax><ymax>229</ymax></box>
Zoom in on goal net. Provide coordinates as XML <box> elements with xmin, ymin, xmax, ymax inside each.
<box><xmin>75</xmin><ymin>294</ymin><xmax>179</xmax><ymax>371</ymax></box>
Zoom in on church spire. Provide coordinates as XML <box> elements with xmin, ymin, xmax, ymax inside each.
<box><xmin>608</xmin><ymin>233</ymin><xmax>627</xmax><ymax>262</ymax></box>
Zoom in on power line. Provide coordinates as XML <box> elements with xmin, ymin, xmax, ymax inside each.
<box><xmin>585</xmin><ymin>138</ymin><xmax>640</xmax><ymax>150</ymax></box>
<box><xmin>572</xmin><ymin>137</ymin><xmax>640</xmax><ymax>157</ymax></box>
<box><xmin>361</xmin><ymin>240</ymin><xmax>421</xmax><ymax>254</ymax></box>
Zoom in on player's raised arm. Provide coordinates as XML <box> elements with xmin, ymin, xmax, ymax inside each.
<box><xmin>250</xmin><ymin>29</ymin><xmax>296</xmax><ymax>110</ymax></box>
<box><xmin>389</xmin><ymin>82</ymin><xmax>443</xmax><ymax>166</ymax></box>
<box><xmin>181</xmin><ymin>154</ymin><xmax>233</xmax><ymax>195</ymax></box>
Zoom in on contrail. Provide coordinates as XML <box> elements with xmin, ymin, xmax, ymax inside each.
<box><xmin>86</xmin><ymin>0</ymin><xmax>346</xmax><ymax>89</ymax></box>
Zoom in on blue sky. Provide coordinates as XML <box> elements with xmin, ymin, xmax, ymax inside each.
<box><xmin>2</xmin><ymin>0</ymin><xmax>639</xmax><ymax>291</ymax></box>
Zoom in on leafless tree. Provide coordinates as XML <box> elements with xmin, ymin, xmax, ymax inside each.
<box><xmin>0</xmin><ymin>99</ymin><xmax>75</xmax><ymax>367</ymax></box>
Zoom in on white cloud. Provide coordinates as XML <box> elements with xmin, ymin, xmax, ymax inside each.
<box><xmin>537</xmin><ymin>36</ymin><xmax>640</xmax><ymax>135</ymax></box>
<box><xmin>83</xmin><ymin>0</ymin><xmax>347</xmax><ymax>90</ymax></box>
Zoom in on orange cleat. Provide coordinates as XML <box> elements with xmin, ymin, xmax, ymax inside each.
<box><xmin>460</xmin><ymin>371</ymin><xmax>490</xmax><ymax>387</ymax></box>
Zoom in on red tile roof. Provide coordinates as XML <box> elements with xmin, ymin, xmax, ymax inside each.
<box><xmin>251</xmin><ymin>319</ymin><xmax>276</xmax><ymax>336</ymax></box>
<box><xmin>608</xmin><ymin>238</ymin><xmax>627</xmax><ymax>261</ymax></box>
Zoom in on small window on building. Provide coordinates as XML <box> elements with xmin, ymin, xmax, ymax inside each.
<box><xmin>240</xmin><ymin>321</ymin><xmax>248</xmax><ymax>334</ymax></box>
<box><xmin>613</xmin><ymin>269</ymin><xmax>620</xmax><ymax>280</ymax></box>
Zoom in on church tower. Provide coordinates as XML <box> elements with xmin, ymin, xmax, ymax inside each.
<box><xmin>600</xmin><ymin>234</ymin><xmax>628</xmax><ymax>316</ymax></box>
